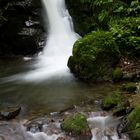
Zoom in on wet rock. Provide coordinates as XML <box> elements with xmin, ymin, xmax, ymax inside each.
<box><xmin>0</xmin><ymin>107</ymin><xmax>21</xmax><ymax>120</ymax></box>
<box><xmin>0</xmin><ymin>0</ymin><xmax>45</xmax><ymax>56</ymax></box>
<box><xmin>57</xmin><ymin>137</ymin><xmax>66</xmax><ymax>140</ymax></box>
<box><xmin>50</xmin><ymin>112</ymin><xmax>59</xmax><ymax>116</ymax></box>
<box><xmin>112</xmin><ymin>100</ymin><xmax>131</xmax><ymax>117</ymax></box>
<box><xmin>76</xmin><ymin>133</ymin><xmax>92</xmax><ymax>140</ymax></box>
<box><xmin>59</xmin><ymin>105</ymin><xmax>75</xmax><ymax>114</ymax></box>
<box><xmin>26</xmin><ymin>122</ymin><xmax>43</xmax><ymax>133</ymax></box>
<box><xmin>117</xmin><ymin>116</ymin><xmax>129</xmax><ymax>138</ymax></box>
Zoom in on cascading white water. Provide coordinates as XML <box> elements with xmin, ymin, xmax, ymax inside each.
<box><xmin>87</xmin><ymin>113</ymin><xmax>129</xmax><ymax>140</ymax></box>
<box><xmin>22</xmin><ymin>0</ymin><xmax>79</xmax><ymax>81</ymax></box>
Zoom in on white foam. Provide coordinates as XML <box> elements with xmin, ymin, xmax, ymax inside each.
<box><xmin>21</xmin><ymin>0</ymin><xmax>80</xmax><ymax>81</ymax></box>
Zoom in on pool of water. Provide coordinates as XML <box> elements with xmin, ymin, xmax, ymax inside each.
<box><xmin>0</xmin><ymin>58</ymin><xmax>117</xmax><ymax>118</ymax></box>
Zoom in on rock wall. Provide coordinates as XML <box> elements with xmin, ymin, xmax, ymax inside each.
<box><xmin>0</xmin><ymin>0</ymin><xmax>46</xmax><ymax>56</ymax></box>
<box><xmin>66</xmin><ymin>0</ymin><xmax>94</xmax><ymax>36</ymax></box>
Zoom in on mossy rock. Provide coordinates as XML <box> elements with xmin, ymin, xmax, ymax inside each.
<box><xmin>61</xmin><ymin>113</ymin><xmax>91</xmax><ymax>136</ymax></box>
<box><xmin>68</xmin><ymin>31</ymin><xmax>120</xmax><ymax>82</ymax></box>
<box><xmin>121</xmin><ymin>82</ymin><xmax>137</xmax><ymax>93</ymax></box>
<box><xmin>112</xmin><ymin>67</ymin><xmax>123</xmax><ymax>82</ymax></box>
<box><xmin>101</xmin><ymin>92</ymin><xmax>123</xmax><ymax>110</ymax></box>
<box><xmin>127</xmin><ymin>106</ymin><xmax>140</xmax><ymax>139</ymax></box>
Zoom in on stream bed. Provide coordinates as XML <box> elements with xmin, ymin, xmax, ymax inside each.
<box><xmin>0</xmin><ymin>58</ymin><xmax>117</xmax><ymax>117</ymax></box>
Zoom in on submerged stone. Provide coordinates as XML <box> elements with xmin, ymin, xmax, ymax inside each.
<box><xmin>27</xmin><ymin>122</ymin><xmax>43</xmax><ymax>133</ymax></box>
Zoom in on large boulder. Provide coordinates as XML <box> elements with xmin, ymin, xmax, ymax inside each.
<box><xmin>68</xmin><ymin>31</ymin><xmax>120</xmax><ymax>82</ymax></box>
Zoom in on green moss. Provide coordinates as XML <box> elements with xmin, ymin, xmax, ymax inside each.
<box><xmin>68</xmin><ymin>31</ymin><xmax>120</xmax><ymax>82</ymax></box>
<box><xmin>112</xmin><ymin>67</ymin><xmax>123</xmax><ymax>82</ymax></box>
<box><xmin>61</xmin><ymin>113</ymin><xmax>90</xmax><ymax>135</ymax></box>
<box><xmin>121</xmin><ymin>82</ymin><xmax>137</xmax><ymax>93</ymax></box>
<box><xmin>127</xmin><ymin>106</ymin><xmax>140</xmax><ymax>139</ymax></box>
<box><xmin>101</xmin><ymin>92</ymin><xmax>123</xmax><ymax>110</ymax></box>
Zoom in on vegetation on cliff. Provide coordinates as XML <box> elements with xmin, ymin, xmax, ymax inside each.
<box><xmin>68</xmin><ymin>31</ymin><xmax>120</xmax><ymax>81</ymax></box>
<box><xmin>67</xmin><ymin>2</ymin><xmax>140</xmax><ymax>138</ymax></box>
<box><xmin>66</xmin><ymin>0</ymin><xmax>140</xmax><ymax>35</ymax></box>
<box><xmin>68</xmin><ymin>0</ymin><xmax>140</xmax><ymax>82</ymax></box>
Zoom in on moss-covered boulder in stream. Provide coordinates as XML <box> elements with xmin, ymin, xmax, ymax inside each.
<box><xmin>101</xmin><ymin>92</ymin><xmax>123</xmax><ymax>110</ymax></box>
<box><xmin>127</xmin><ymin>106</ymin><xmax>140</xmax><ymax>140</ymax></box>
<box><xmin>121</xmin><ymin>82</ymin><xmax>137</xmax><ymax>93</ymax></box>
<box><xmin>61</xmin><ymin>113</ymin><xmax>91</xmax><ymax>137</ymax></box>
<box><xmin>68</xmin><ymin>31</ymin><xmax>120</xmax><ymax>82</ymax></box>
<box><xmin>101</xmin><ymin>91</ymin><xmax>131</xmax><ymax>116</ymax></box>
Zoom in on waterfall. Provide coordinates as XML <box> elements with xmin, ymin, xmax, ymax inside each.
<box><xmin>87</xmin><ymin>113</ymin><xmax>129</xmax><ymax>140</ymax></box>
<box><xmin>21</xmin><ymin>0</ymin><xmax>79</xmax><ymax>81</ymax></box>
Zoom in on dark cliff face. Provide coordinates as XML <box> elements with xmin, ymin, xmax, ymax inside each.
<box><xmin>0</xmin><ymin>0</ymin><xmax>46</xmax><ymax>56</ymax></box>
<box><xmin>65</xmin><ymin>0</ymin><xmax>93</xmax><ymax>36</ymax></box>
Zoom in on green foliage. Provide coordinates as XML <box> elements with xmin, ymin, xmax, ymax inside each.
<box><xmin>92</xmin><ymin>0</ymin><xmax>127</xmax><ymax>29</ymax></box>
<box><xmin>66</xmin><ymin>0</ymin><xmax>131</xmax><ymax>35</ymax></box>
<box><xmin>127</xmin><ymin>106</ymin><xmax>140</xmax><ymax>139</ymax></box>
<box><xmin>127</xmin><ymin>0</ymin><xmax>140</xmax><ymax>16</ymax></box>
<box><xmin>68</xmin><ymin>31</ymin><xmax>120</xmax><ymax>81</ymax></box>
<box><xmin>110</xmin><ymin>16</ymin><xmax>140</xmax><ymax>58</ymax></box>
<box><xmin>67</xmin><ymin>0</ymin><xmax>140</xmax><ymax>82</ymax></box>
<box><xmin>101</xmin><ymin>92</ymin><xmax>123</xmax><ymax>110</ymax></box>
<box><xmin>61</xmin><ymin>113</ymin><xmax>89</xmax><ymax>135</ymax></box>
<box><xmin>112</xmin><ymin>68</ymin><xmax>123</xmax><ymax>82</ymax></box>
<box><xmin>121</xmin><ymin>82</ymin><xmax>137</xmax><ymax>93</ymax></box>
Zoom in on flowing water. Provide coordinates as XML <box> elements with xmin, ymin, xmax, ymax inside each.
<box><xmin>20</xmin><ymin>0</ymin><xmax>79</xmax><ymax>81</ymax></box>
<box><xmin>0</xmin><ymin>0</ymin><xmax>116</xmax><ymax>116</ymax></box>
<box><xmin>0</xmin><ymin>58</ymin><xmax>116</xmax><ymax>116</ymax></box>
<box><xmin>0</xmin><ymin>0</ymin><xmax>129</xmax><ymax>139</ymax></box>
